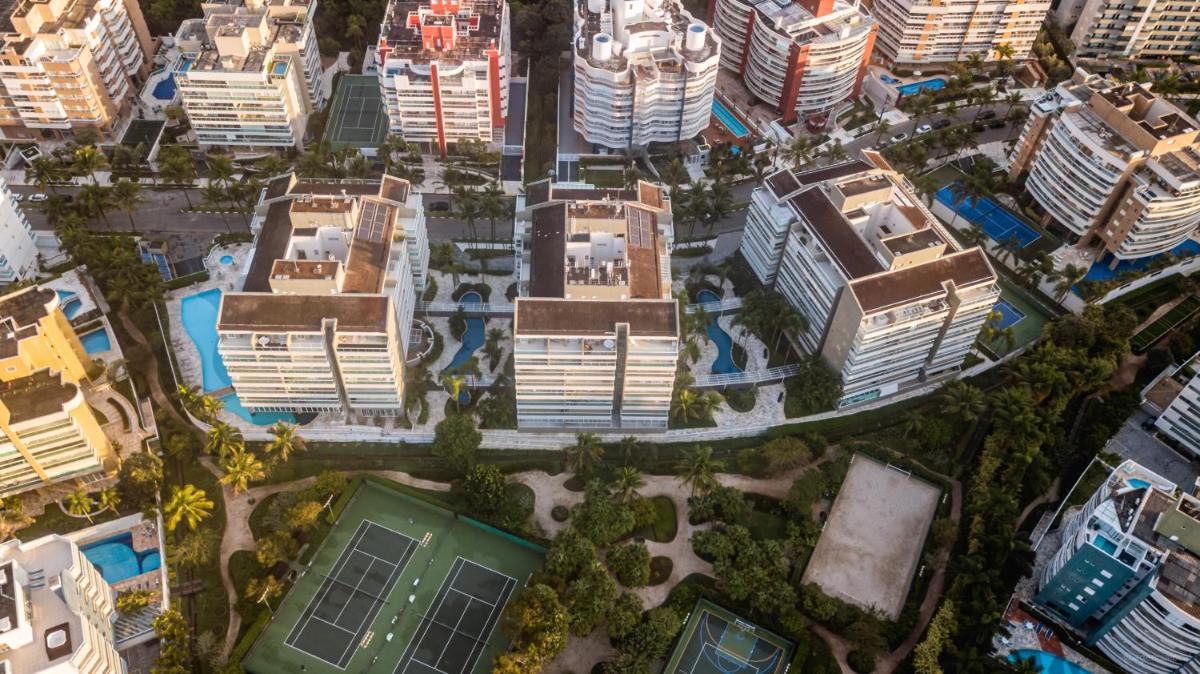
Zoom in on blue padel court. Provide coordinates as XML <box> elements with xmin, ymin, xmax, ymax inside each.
<box><xmin>935</xmin><ymin>185</ymin><xmax>1041</xmax><ymax>248</ymax></box>
<box><xmin>990</xmin><ymin>298</ymin><xmax>1026</xmax><ymax>330</ymax></box>
<box><xmin>665</xmin><ymin>600</ymin><xmax>792</xmax><ymax>674</ymax></box>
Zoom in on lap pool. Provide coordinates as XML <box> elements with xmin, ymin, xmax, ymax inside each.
<box><xmin>80</xmin><ymin>532</ymin><xmax>161</xmax><ymax>584</ymax></box>
<box><xmin>180</xmin><ymin>288</ymin><xmax>296</xmax><ymax>426</ymax></box>
<box><xmin>697</xmin><ymin>290</ymin><xmax>741</xmax><ymax>375</ymax></box>
<box><xmin>712</xmin><ymin>99</ymin><xmax>750</xmax><ymax>139</ymax></box>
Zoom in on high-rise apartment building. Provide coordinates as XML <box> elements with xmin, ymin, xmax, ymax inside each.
<box><xmin>217</xmin><ymin>174</ymin><xmax>427</xmax><ymax>417</ymax></box>
<box><xmin>376</xmin><ymin>0</ymin><xmax>510</xmax><ymax>156</ymax></box>
<box><xmin>708</xmin><ymin>0</ymin><xmax>875</xmax><ymax>125</ymax></box>
<box><xmin>0</xmin><ymin>0</ymin><xmax>153</xmax><ymax>139</ymax></box>
<box><xmin>1065</xmin><ymin>0</ymin><xmax>1200</xmax><ymax>61</ymax></box>
<box><xmin>0</xmin><ymin>534</ymin><xmax>123</xmax><ymax>674</ymax></box>
<box><xmin>513</xmin><ymin>179</ymin><xmax>679</xmax><ymax>429</ymax></box>
<box><xmin>740</xmin><ymin>153</ymin><xmax>998</xmax><ymax>404</ymax></box>
<box><xmin>0</xmin><ymin>179</ymin><xmax>38</xmax><ymax>285</ymax></box>
<box><xmin>573</xmin><ymin>0</ymin><xmax>720</xmax><ymax>149</ymax></box>
<box><xmin>1009</xmin><ymin>69</ymin><xmax>1200</xmax><ymax>261</ymax></box>
<box><xmin>0</xmin><ymin>287</ymin><xmax>114</xmax><ymax>497</ymax></box>
<box><xmin>174</xmin><ymin>0</ymin><xmax>323</xmax><ymax>149</ymax></box>
<box><xmin>1036</xmin><ymin>460</ymin><xmax>1200</xmax><ymax>674</ymax></box>
<box><xmin>870</xmin><ymin>0</ymin><xmax>1048</xmax><ymax>67</ymax></box>
<box><xmin>1142</xmin><ymin>351</ymin><xmax>1200</xmax><ymax>457</ymax></box>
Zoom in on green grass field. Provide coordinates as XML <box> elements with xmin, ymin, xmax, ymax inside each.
<box><xmin>1132</xmin><ymin>294</ymin><xmax>1200</xmax><ymax>352</ymax></box>
<box><xmin>663</xmin><ymin>599</ymin><xmax>793</xmax><ymax>674</ymax></box>
<box><xmin>242</xmin><ymin>479</ymin><xmax>544</xmax><ymax>674</ymax></box>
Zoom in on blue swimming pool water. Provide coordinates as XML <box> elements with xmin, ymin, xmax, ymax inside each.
<box><xmin>990</xmin><ymin>298</ymin><xmax>1026</xmax><ymax>330</ymax></box>
<box><xmin>1081</xmin><ymin>239</ymin><xmax>1200</xmax><ymax>284</ymax></box>
<box><xmin>180</xmin><ymin>288</ymin><xmax>296</xmax><ymax>426</ymax></box>
<box><xmin>1093</xmin><ymin>535</ymin><xmax>1118</xmax><ymax>555</ymax></box>
<box><xmin>81</xmin><ymin>532</ymin><xmax>161</xmax><ymax>585</ymax></box>
<box><xmin>881</xmin><ymin>74</ymin><xmax>900</xmax><ymax>84</ymax></box>
<box><xmin>219</xmin><ymin>255</ymin><xmax>234</xmax><ymax>265</ymax></box>
<box><xmin>1008</xmin><ymin>650</ymin><xmax>1093</xmax><ymax>674</ymax></box>
<box><xmin>56</xmin><ymin>289</ymin><xmax>82</xmax><ymax>320</ymax></box>
<box><xmin>151</xmin><ymin>57</ymin><xmax>194</xmax><ymax>102</ymax></box>
<box><xmin>697</xmin><ymin>290</ymin><xmax>742</xmax><ymax>375</ymax></box>
<box><xmin>80</xmin><ymin>328</ymin><xmax>111</xmax><ymax>354</ymax></box>
<box><xmin>1128</xmin><ymin>478</ymin><xmax>1151</xmax><ymax>489</ymax></box>
<box><xmin>897</xmin><ymin>78</ymin><xmax>946</xmax><ymax>96</ymax></box>
<box><xmin>444</xmin><ymin>292</ymin><xmax>485</xmax><ymax>375</ymax></box>
<box><xmin>712</xmin><ymin>99</ymin><xmax>750</xmax><ymax>139</ymax></box>
<box><xmin>935</xmin><ymin>185</ymin><xmax>1041</xmax><ymax>248</ymax></box>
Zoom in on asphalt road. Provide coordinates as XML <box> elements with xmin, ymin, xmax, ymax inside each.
<box><xmin>843</xmin><ymin>102</ymin><xmax>1021</xmax><ymax>154</ymax></box>
<box><xmin>11</xmin><ymin>184</ymin><xmax>244</xmax><ymax>234</ymax></box>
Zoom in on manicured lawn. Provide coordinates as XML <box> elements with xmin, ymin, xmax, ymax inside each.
<box><xmin>633</xmin><ymin>495</ymin><xmax>678</xmax><ymax>543</ymax></box>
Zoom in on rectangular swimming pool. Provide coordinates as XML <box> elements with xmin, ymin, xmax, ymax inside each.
<box><xmin>712</xmin><ymin>99</ymin><xmax>750</xmax><ymax>139</ymax></box>
<box><xmin>80</xmin><ymin>328</ymin><xmax>111</xmax><ymax>354</ymax></box>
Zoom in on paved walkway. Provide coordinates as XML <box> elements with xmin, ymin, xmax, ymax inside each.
<box><xmin>116</xmin><ymin>312</ymin><xmax>191</xmax><ymax>430</ymax></box>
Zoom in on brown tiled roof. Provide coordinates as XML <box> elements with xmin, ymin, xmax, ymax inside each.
<box><xmin>379</xmin><ymin>174</ymin><xmax>411</xmax><ymax>203</ymax></box>
<box><xmin>263</xmin><ymin>174</ymin><xmax>294</xmax><ymax>201</ymax></box>
<box><xmin>794</xmin><ymin>160</ymin><xmax>872</xmax><ymax>185</ymax></box>
<box><xmin>626</xmin><ymin>205</ymin><xmax>662</xmax><ymax>299</ymax></box>
<box><xmin>0</xmin><ymin>370</ymin><xmax>77</xmax><ymax>423</ymax></box>
<box><xmin>529</xmin><ymin>204</ymin><xmax>566</xmax><ymax>297</ymax></box>
<box><xmin>849</xmin><ymin>249</ymin><xmax>995</xmax><ymax>314</ymax></box>
<box><xmin>766</xmin><ymin>169</ymin><xmax>802</xmax><ymax>199</ymax></box>
<box><xmin>860</xmin><ymin>150</ymin><xmax>894</xmax><ymax>172</ymax></box>
<box><xmin>552</xmin><ymin>187</ymin><xmax>639</xmax><ymax>202</ymax></box>
<box><xmin>342</xmin><ymin>199</ymin><xmax>395</xmax><ymax>294</ymax></box>
<box><xmin>242</xmin><ymin>201</ymin><xmax>294</xmax><ymax>292</ymax></box>
<box><xmin>881</xmin><ymin>228</ymin><xmax>944</xmax><ymax>256</ymax></box>
<box><xmin>217</xmin><ymin>293</ymin><xmax>389</xmax><ymax>332</ymax></box>
<box><xmin>637</xmin><ymin>181</ymin><xmax>664</xmax><ymax>210</ymax></box>
<box><xmin>0</xmin><ymin>287</ymin><xmax>55</xmax><ymax>359</ymax></box>
<box><xmin>292</xmin><ymin>182</ymin><xmax>378</xmax><ymax>196</ymax></box>
<box><xmin>789</xmin><ymin>188</ymin><xmax>884</xmax><ymax>279</ymax></box>
<box><xmin>270</xmin><ymin>259</ymin><xmax>339</xmax><ymax>281</ymax></box>
<box><xmin>515</xmin><ymin>298</ymin><xmax>678</xmax><ymax>337</ymax></box>
<box><xmin>526</xmin><ymin>179</ymin><xmax>551</xmax><ymax>206</ymax></box>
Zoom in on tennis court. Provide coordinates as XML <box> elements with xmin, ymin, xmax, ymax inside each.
<box><xmin>1132</xmin><ymin>294</ymin><xmax>1200</xmax><ymax>352</ymax></box>
<box><xmin>664</xmin><ymin>599</ymin><xmax>792</xmax><ymax>674</ymax></box>
<box><xmin>325</xmin><ymin>75</ymin><xmax>389</xmax><ymax>149</ymax></box>
<box><xmin>990</xmin><ymin>298</ymin><xmax>1026</xmax><ymax>330</ymax></box>
<box><xmin>935</xmin><ymin>185</ymin><xmax>1041</xmax><ymax>248</ymax></box>
<box><xmin>285</xmin><ymin>521</ymin><xmax>418</xmax><ymax>668</ymax></box>
<box><xmin>393</xmin><ymin>557</ymin><xmax>516</xmax><ymax>674</ymax></box>
<box><xmin>243</xmin><ymin>479</ymin><xmax>544</xmax><ymax>674</ymax></box>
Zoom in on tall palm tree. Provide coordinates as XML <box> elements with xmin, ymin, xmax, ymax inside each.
<box><xmin>77</xmin><ymin>184</ymin><xmax>112</xmax><ymax>228</ymax></box>
<box><xmin>660</xmin><ymin>158</ymin><xmax>687</xmax><ymax>193</ymax></box>
<box><xmin>164</xmin><ymin>485</ymin><xmax>214</xmax><ymax>532</ymax></box>
<box><xmin>773</xmin><ymin>304</ymin><xmax>808</xmax><ymax>352</ymax></box>
<box><xmin>565</xmin><ymin>432</ymin><xmax>604</xmax><ymax>477</ymax></box>
<box><xmin>441</xmin><ymin>371</ymin><xmax>466</xmax><ymax>411</ymax></box>
<box><xmin>705</xmin><ymin>181</ymin><xmax>734</xmax><ymax>235</ymax></box>
<box><xmin>26</xmin><ymin>156</ymin><xmax>64</xmax><ymax>194</ymax></box>
<box><xmin>65</xmin><ymin>489</ymin><xmax>96</xmax><ymax>523</ymax></box>
<box><xmin>938</xmin><ymin>380</ymin><xmax>987</xmax><ymax>424</ymax></box>
<box><xmin>611</xmin><ymin>466</ymin><xmax>645</xmax><ymax>504</ymax></box>
<box><xmin>1055</xmin><ymin>264</ymin><xmax>1087</xmax><ymax>301</ymax></box>
<box><xmin>219</xmin><ymin>449</ymin><xmax>267</xmax><ymax>494</ymax></box>
<box><xmin>480</xmin><ymin>181</ymin><xmax>508</xmax><ymax>241</ymax></box>
<box><xmin>198</xmin><ymin>395</ymin><xmax>224</xmax><ymax>422</ymax></box>
<box><xmin>0</xmin><ymin>508</ymin><xmax>33</xmax><ymax>542</ymax></box>
<box><xmin>677</xmin><ymin>444</ymin><xmax>718</xmax><ymax>495</ymax></box>
<box><xmin>205</xmin><ymin>421</ymin><xmax>244</xmax><ymax>461</ymax></box>
<box><xmin>110</xmin><ymin>180</ymin><xmax>144</xmax><ymax>233</ymax></box>
<box><xmin>158</xmin><ymin>146</ymin><xmax>197</xmax><ymax>208</ymax></box>
<box><xmin>672</xmin><ymin>388</ymin><xmax>699</xmax><ymax>424</ymax></box>
<box><xmin>71</xmin><ymin>145</ymin><xmax>107</xmax><ymax>184</ymax></box>
<box><xmin>783</xmin><ymin>135</ymin><xmax>817</xmax><ymax>170</ymax></box>
<box><xmin>454</xmin><ymin>189</ymin><xmax>482</xmax><ymax>248</ymax></box>
<box><xmin>264</xmin><ymin>422</ymin><xmax>306</xmax><ymax>462</ymax></box>
<box><xmin>874</xmin><ymin>117</ymin><xmax>891</xmax><ymax>145</ymax></box>
<box><xmin>821</xmin><ymin>139</ymin><xmax>848</xmax><ymax>165</ymax></box>
<box><xmin>97</xmin><ymin>487</ymin><xmax>121</xmax><ymax>513</ymax></box>
<box><xmin>907</xmin><ymin>94</ymin><xmax>935</xmax><ymax>136</ymax></box>
<box><xmin>972</xmin><ymin>86</ymin><xmax>998</xmax><ymax>125</ymax></box>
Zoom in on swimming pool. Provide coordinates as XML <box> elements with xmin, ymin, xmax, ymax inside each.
<box><xmin>712</xmin><ymin>99</ymin><xmax>750</xmax><ymax>139</ymax></box>
<box><xmin>219</xmin><ymin>255</ymin><xmax>234</xmax><ymax>264</ymax></box>
<box><xmin>80</xmin><ymin>532</ymin><xmax>161</xmax><ymax>585</ymax></box>
<box><xmin>56</xmin><ymin>289</ymin><xmax>82</xmax><ymax>320</ymax></box>
<box><xmin>1008</xmin><ymin>650</ymin><xmax>1093</xmax><ymax>674</ymax></box>
<box><xmin>180</xmin><ymin>289</ymin><xmax>296</xmax><ymax>426</ymax></box>
<box><xmin>1082</xmin><ymin>239</ymin><xmax>1200</xmax><ymax>284</ymax></box>
<box><xmin>697</xmin><ymin>290</ymin><xmax>742</xmax><ymax>375</ymax></box>
<box><xmin>897</xmin><ymin>78</ymin><xmax>946</xmax><ymax>96</ymax></box>
<box><xmin>80</xmin><ymin>328</ymin><xmax>111</xmax><ymax>354</ymax></box>
<box><xmin>444</xmin><ymin>292</ymin><xmax>485</xmax><ymax>374</ymax></box>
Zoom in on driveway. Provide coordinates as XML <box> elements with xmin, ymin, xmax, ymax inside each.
<box><xmin>1107</xmin><ymin>410</ymin><xmax>1199</xmax><ymax>487</ymax></box>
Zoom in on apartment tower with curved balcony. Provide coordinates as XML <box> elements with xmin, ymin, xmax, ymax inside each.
<box><xmin>1009</xmin><ymin>69</ymin><xmax>1200</xmax><ymax>261</ymax></box>
<box><xmin>573</xmin><ymin>0</ymin><xmax>720</xmax><ymax>149</ymax></box>
<box><xmin>869</xmin><ymin>0</ymin><xmax>1048</xmax><ymax>67</ymax></box>
<box><xmin>707</xmin><ymin>0</ymin><xmax>875</xmax><ymax>125</ymax></box>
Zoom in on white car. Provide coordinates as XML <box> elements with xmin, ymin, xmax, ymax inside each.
<box><xmin>891</xmin><ymin>132</ymin><xmax>909</xmax><ymax>142</ymax></box>
<box><xmin>27</xmin><ymin>193</ymin><xmax>47</xmax><ymax>203</ymax></box>
<box><xmin>915</xmin><ymin>124</ymin><xmax>932</xmax><ymax>135</ymax></box>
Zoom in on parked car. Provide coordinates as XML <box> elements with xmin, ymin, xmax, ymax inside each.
<box><xmin>876</xmin><ymin>139</ymin><xmax>891</xmax><ymax>149</ymax></box>
<box><xmin>978</xmin><ymin>110</ymin><xmax>997</xmax><ymax>120</ymax></box>
<box><xmin>932</xmin><ymin>119</ymin><xmax>952</xmax><ymax>129</ymax></box>
<box><xmin>915</xmin><ymin>124</ymin><xmax>932</xmax><ymax>135</ymax></box>
<box><xmin>11</xmin><ymin>194</ymin><xmax>24</xmax><ymax>202</ymax></box>
<box><xmin>988</xmin><ymin>120</ymin><xmax>1006</xmax><ymax>129</ymax></box>
<box><xmin>27</xmin><ymin>193</ymin><xmax>47</xmax><ymax>203</ymax></box>
<box><xmin>891</xmin><ymin>132</ymin><xmax>909</xmax><ymax>142</ymax></box>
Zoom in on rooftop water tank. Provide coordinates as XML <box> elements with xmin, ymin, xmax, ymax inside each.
<box><xmin>588</xmin><ymin>0</ymin><xmax>605</xmax><ymax>13</ymax></box>
<box><xmin>593</xmin><ymin>33</ymin><xmax>613</xmax><ymax>61</ymax></box>
<box><xmin>686</xmin><ymin>23</ymin><xmax>706</xmax><ymax>51</ymax></box>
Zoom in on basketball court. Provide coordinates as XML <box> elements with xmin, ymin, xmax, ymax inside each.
<box><xmin>665</xmin><ymin>599</ymin><xmax>792</xmax><ymax>674</ymax></box>
<box><xmin>324</xmin><ymin>75</ymin><xmax>389</xmax><ymax>149</ymax></box>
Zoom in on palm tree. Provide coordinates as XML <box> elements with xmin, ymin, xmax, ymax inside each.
<box><xmin>965</xmin><ymin>51</ymin><xmax>986</xmax><ymax>79</ymax></box>
<box><xmin>821</xmin><ymin>139</ymin><xmax>848</xmax><ymax>165</ymax></box>
<box><xmin>660</xmin><ymin>158</ymin><xmax>687</xmax><ymax>193</ymax></box>
<box><xmin>454</xmin><ymin>189</ymin><xmax>482</xmax><ymax>248</ymax></box>
<box><xmin>177</xmin><ymin>384</ymin><xmax>201</xmax><ymax>412</ymax></box>
<box><xmin>1009</xmin><ymin>653</ymin><xmax>1044</xmax><ymax>674</ymax></box>
<box><xmin>783</xmin><ymin>135</ymin><xmax>818</xmax><ymax>170</ymax></box>
<box><xmin>206</xmin><ymin>154</ymin><xmax>235</xmax><ymax>192</ymax></box>
<box><xmin>64</xmin><ymin>489</ymin><xmax>96</xmax><ymax>524</ymax></box>
<box><xmin>198</xmin><ymin>395</ymin><xmax>224</xmax><ymax>422</ymax></box>
<box><xmin>0</xmin><ymin>507</ymin><xmax>33</xmax><ymax>542</ymax></box>
<box><xmin>158</xmin><ymin>146</ymin><xmax>197</xmax><ymax>208</ymax></box>
<box><xmin>264</xmin><ymin>422</ymin><xmax>306</xmax><ymax>462</ymax></box>
<box><xmin>677</xmin><ymin>444</ymin><xmax>718</xmax><ymax>495</ymax></box>
<box><xmin>441</xmin><ymin>372</ymin><xmax>466</xmax><ymax>411</ymax></box>
<box><xmin>773</xmin><ymin>304</ymin><xmax>808</xmax><ymax>352</ymax></box>
<box><xmin>219</xmin><ymin>450</ymin><xmax>267</xmax><ymax>494</ymax></box>
<box><xmin>77</xmin><ymin>184</ymin><xmax>112</xmax><ymax>228</ymax></box>
<box><xmin>672</xmin><ymin>387</ymin><xmax>700</xmax><ymax>424</ymax></box>
<box><xmin>622</xmin><ymin>167</ymin><xmax>643</xmax><ymax>189</ymax></box>
<box><xmin>874</xmin><ymin>117</ymin><xmax>891</xmax><ymax>145</ymax></box>
<box><xmin>1054</xmin><ymin>264</ymin><xmax>1087</xmax><ymax>301</ymax></box>
<box><xmin>565</xmin><ymin>432</ymin><xmax>604</xmax><ymax>477</ymax></box>
<box><xmin>705</xmin><ymin>181</ymin><xmax>734</xmax><ymax>234</ymax></box>
<box><xmin>611</xmin><ymin>466</ymin><xmax>644</xmax><ymax>504</ymax></box>
<box><xmin>907</xmin><ymin>94</ymin><xmax>935</xmax><ymax>136</ymax></box>
<box><xmin>26</xmin><ymin>156</ymin><xmax>64</xmax><ymax>193</ymax></box>
<box><xmin>97</xmin><ymin>487</ymin><xmax>121</xmax><ymax>513</ymax></box>
<box><xmin>938</xmin><ymin>380</ymin><xmax>987</xmax><ymax>424</ymax></box>
<box><xmin>901</xmin><ymin>411</ymin><xmax>927</xmax><ymax>438</ymax></box>
<box><xmin>205</xmin><ymin>421</ymin><xmax>244</xmax><ymax>461</ymax></box>
<box><xmin>972</xmin><ymin>86</ymin><xmax>998</xmax><ymax>124</ymax></box>
<box><xmin>110</xmin><ymin>180</ymin><xmax>144</xmax><ymax>232</ymax></box>
<box><xmin>71</xmin><ymin>144</ymin><xmax>107</xmax><ymax>184</ymax></box>
<box><xmin>164</xmin><ymin>485</ymin><xmax>214</xmax><ymax>532</ymax></box>
<box><xmin>480</xmin><ymin>181</ymin><xmax>507</xmax><ymax>241</ymax></box>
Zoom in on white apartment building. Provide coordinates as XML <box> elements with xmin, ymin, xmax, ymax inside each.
<box><xmin>0</xmin><ymin>535</ymin><xmax>122</xmax><ymax>674</ymax></box>
<box><xmin>1063</xmin><ymin>0</ymin><xmax>1200</xmax><ymax>61</ymax></box>
<box><xmin>741</xmin><ymin>153</ymin><xmax>999</xmax><ymax>404</ymax></box>
<box><xmin>0</xmin><ymin>0</ymin><xmax>153</xmax><ymax>139</ymax></box>
<box><xmin>513</xmin><ymin>179</ymin><xmax>679</xmax><ymax>429</ymax></box>
<box><xmin>217</xmin><ymin>174</ymin><xmax>426</xmax><ymax>418</ymax></box>
<box><xmin>174</xmin><ymin>0</ymin><xmax>322</xmax><ymax>150</ymax></box>
<box><xmin>1009</xmin><ymin>70</ymin><xmax>1200</xmax><ymax>261</ymax></box>
<box><xmin>573</xmin><ymin>0</ymin><xmax>720</xmax><ymax>149</ymax></box>
<box><xmin>1142</xmin><ymin>351</ymin><xmax>1200</xmax><ymax>457</ymax></box>
<box><xmin>869</xmin><ymin>0</ymin><xmax>1049</xmax><ymax>67</ymax></box>
<box><xmin>376</xmin><ymin>0</ymin><xmax>510</xmax><ymax>157</ymax></box>
<box><xmin>1035</xmin><ymin>460</ymin><xmax>1200</xmax><ymax>674</ymax></box>
<box><xmin>0</xmin><ymin>179</ymin><xmax>38</xmax><ymax>285</ymax></box>
<box><xmin>708</xmin><ymin>0</ymin><xmax>875</xmax><ymax>124</ymax></box>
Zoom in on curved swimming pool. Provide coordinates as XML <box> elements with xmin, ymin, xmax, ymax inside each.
<box><xmin>80</xmin><ymin>532</ymin><xmax>161</xmax><ymax>584</ymax></box>
<box><xmin>219</xmin><ymin>255</ymin><xmax>234</xmax><ymax>265</ymax></box>
<box><xmin>444</xmin><ymin>291</ymin><xmax>485</xmax><ymax>373</ymax></box>
<box><xmin>56</xmin><ymin>289</ymin><xmax>83</xmax><ymax>320</ymax></box>
<box><xmin>697</xmin><ymin>290</ymin><xmax>741</xmax><ymax>375</ymax></box>
<box><xmin>1008</xmin><ymin>650</ymin><xmax>1093</xmax><ymax>674</ymax></box>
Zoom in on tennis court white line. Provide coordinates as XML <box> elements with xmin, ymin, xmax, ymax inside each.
<box><xmin>460</xmin><ymin>574</ymin><xmax>514</xmax><ymax>672</ymax></box>
<box><xmin>427</xmin><ymin>580</ymin><xmax>477</xmax><ymax>674</ymax></box>
<box><xmin>459</xmin><ymin>558</ymin><xmax>517</xmax><ymax>603</ymax></box>
<box><xmin>311</xmin><ymin>614</ymin><xmax>357</xmax><ymax>636</ymax></box>
<box><xmin>332</xmin><ymin>532</ymin><xmax>419</xmax><ymax>665</ymax></box>
<box><xmin>396</xmin><ymin>557</ymin><xmax>463</xmax><ymax>674</ymax></box>
<box><xmin>285</xmin><ymin>521</ymin><xmax>371</xmax><ymax>646</ymax></box>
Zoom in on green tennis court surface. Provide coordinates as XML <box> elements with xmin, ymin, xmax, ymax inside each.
<box><xmin>243</xmin><ymin>479</ymin><xmax>544</xmax><ymax>674</ymax></box>
<box><xmin>325</xmin><ymin>75</ymin><xmax>389</xmax><ymax>149</ymax></box>
<box><xmin>665</xmin><ymin>599</ymin><xmax>793</xmax><ymax>674</ymax></box>
<box><xmin>1133</xmin><ymin>294</ymin><xmax>1200</xmax><ymax>353</ymax></box>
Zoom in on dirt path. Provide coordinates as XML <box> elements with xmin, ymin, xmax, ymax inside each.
<box><xmin>1015</xmin><ymin>476</ymin><xmax>1061</xmax><ymax>532</ymax></box>
<box><xmin>116</xmin><ymin>311</ymin><xmax>191</xmax><ymax>430</ymax></box>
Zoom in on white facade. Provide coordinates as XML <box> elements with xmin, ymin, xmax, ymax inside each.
<box><xmin>709</xmin><ymin>0</ymin><xmax>874</xmax><ymax>123</ymax></box>
<box><xmin>174</xmin><ymin>0</ymin><xmax>322</xmax><ymax>149</ymax></box>
<box><xmin>1146</xmin><ymin>353</ymin><xmax>1200</xmax><ymax>457</ymax></box>
<box><xmin>376</xmin><ymin>0</ymin><xmax>510</xmax><ymax>156</ymax></box>
<box><xmin>572</xmin><ymin>0</ymin><xmax>720</xmax><ymax>149</ymax></box>
<box><xmin>0</xmin><ymin>179</ymin><xmax>38</xmax><ymax>284</ymax></box>
<box><xmin>870</xmin><ymin>0</ymin><xmax>1049</xmax><ymax>66</ymax></box>
<box><xmin>1069</xmin><ymin>0</ymin><xmax>1200</xmax><ymax>61</ymax></box>
<box><xmin>0</xmin><ymin>535</ymin><xmax>122</xmax><ymax>674</ymax></box>
<box><xmin>740</xmin><ymin>154</ymin><xmax>998</xmax><ymax>403</ymax></box>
